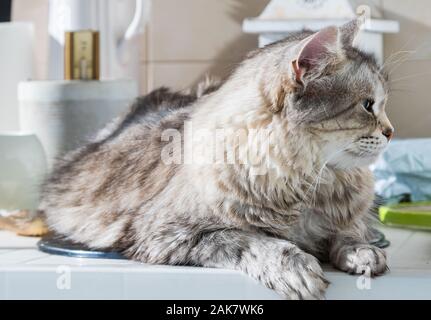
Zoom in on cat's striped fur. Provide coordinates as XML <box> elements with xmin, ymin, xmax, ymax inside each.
<box><xmin>40</xmin><ymin>19</ymin><xmax>392</xmax><ymax>299</ymax></box>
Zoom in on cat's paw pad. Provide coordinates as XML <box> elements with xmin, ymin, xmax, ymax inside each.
<box><xmin>272</xmin><ymin>250</ymin><xmax>329</xmax><ymax>300</ymax></box>
<box><xmin>335</xmin><ymin>244</ymin><xmax>387</xmax><ymax>276</ymax></box>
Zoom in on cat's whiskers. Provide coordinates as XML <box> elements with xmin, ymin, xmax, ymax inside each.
<box><xmin>389</xmin><ymin>71</ymin><xmax>431</xmax><ymax>83</ymax></box>
<box><xmin>381</xmin><ymin>50</ymin><xmax>415</xmax><ymax>74</ymax></box>
<box><xmin>309</xmin><ymin>166</ymin><xmax>330</xmax><ymax>207</ymax></box>
<box><xmin>381</xmin><ymin>35</ymin><xmax>419</xmax><ymax>74</ymax></box>
<box><xmin>388</xmin><ymin>87</ymin><xmax>414</xmax><ymax>93</ymax></box>
<box><xmin>384</xmin><ymin>41</ymin><xmax>430</xmax><ymax>77</ymax></box>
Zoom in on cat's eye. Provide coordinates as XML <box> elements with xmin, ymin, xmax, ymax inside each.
<box><xmin>361</xmin><ymin>99</ymin><xmax>375</xmax><ymax>113</ymax></box>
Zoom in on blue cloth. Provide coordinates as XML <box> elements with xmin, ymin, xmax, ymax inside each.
<box><xmin>372</xmin><ymin>139</ymin><xmax>431</xmax><ymax>203</ymax></box>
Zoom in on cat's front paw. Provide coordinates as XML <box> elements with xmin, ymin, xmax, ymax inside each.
<box><xmin>265</xmin><ymin>249</ymin><xmax>329</xmax><ymax>300</ymax></box>
<box><xmin>332</xmin><ymin>244</ymin><xmax>387</xmax><ymax>276</ymax></box>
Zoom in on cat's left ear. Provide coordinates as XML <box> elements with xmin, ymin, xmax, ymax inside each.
<box><xmin>339</xmin><ymin>17</ymin><xmax>364</xmax><ymax>47</ymax></box>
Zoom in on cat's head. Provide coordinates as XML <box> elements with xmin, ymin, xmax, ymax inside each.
<box><xmin>260</xmin><ymin>19</ymin><xmax>393</xmax><ymax>169</ymax></box>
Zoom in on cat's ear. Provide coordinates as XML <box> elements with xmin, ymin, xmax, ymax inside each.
<box><xmin>291</xmin><ymin>26</ymin><xmax>341</xmax><ymax>85</ymax></box>
<box><xmin>339</xmin><ymin>17</ymin><xmax>364</xmax><ymax>47</ymax></box>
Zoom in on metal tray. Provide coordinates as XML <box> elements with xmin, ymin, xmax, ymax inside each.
<box><xmin>37</xmin><ymin>233</ymin><xmax>125</xmax><ymax>259</ymax></box>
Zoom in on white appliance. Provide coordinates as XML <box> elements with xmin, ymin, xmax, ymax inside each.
<box><xmin>48</xmin><ymin>0</ymin><xmax>150</xmax><ymax>82</ymax></box>
<box><xmin>243</xmin><ymin>0</ymin><xmax>400</xmax><ymax>65</ymax></box>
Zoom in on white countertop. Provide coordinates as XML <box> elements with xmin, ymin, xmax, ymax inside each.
<box><xmin>0</xmin><ymin>226</ymin><xmax>430</xmax><ymax>300</ymax></box>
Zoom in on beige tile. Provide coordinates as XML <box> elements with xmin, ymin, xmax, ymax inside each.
<box><xmin>147</xmin><ymin>61</ymin><xmax>234</xmax><ymax>91</ymax></box>
<box><xmin>147</xmin><ymin>0</ymin><xmax>269</xmax><ymax>62</ymax></box>
<box><xmin>12</xmin><ymin>0</ymin><xmax>49</xmax><ymax>80</ymax></box>
<box><xmin>381</xmin><ymin>0</ymin><xmax>431</xmax><ymax>138</ymax></box>
<box><xmin>382</xmin><ymin>0</ymin><xmax>431</xmax><ymax>28</ymax></box>
<box><xmin>139</xmin><ymin>28</ymin><xmax>149</xmax><ymax>63</ymax></box>
<box><xmin>384</xmin><ymin>60</ymin><xmax>431</xmax><ymax>138</ymax></box>
<box><xmin>139</xmin><ymin>64</ymin><xmax>148</xmax><ymax>94</ymax></box>
<box><xmin>383</xmin><ymin>0</ymin><xmax>431</xmax><ymax>61</ymax></box>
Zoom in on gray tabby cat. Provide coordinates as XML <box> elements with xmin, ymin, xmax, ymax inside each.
<box><xmin>40</xmin><ymin>19</ymin><xmax>393</xmax><ymax>299</ymax></box>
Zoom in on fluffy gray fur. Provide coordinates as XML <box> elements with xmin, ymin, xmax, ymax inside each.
<box><xmin>40</xmin><ymin>19</ymin><xmax>393</xmax><ymax>299</ymax></box>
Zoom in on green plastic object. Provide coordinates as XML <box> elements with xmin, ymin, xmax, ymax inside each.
<box><xmin>379</xmin><ymin>202</ymin><xmax>431</xmax><ymax>230</ymax></box>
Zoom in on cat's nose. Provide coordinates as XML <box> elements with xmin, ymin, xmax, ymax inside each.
<box><xmin>378</xmin><ymin>112</ymin><xmax>394</xmax><ymax>141</ymax></box>
<box><xmin>382</xmin><ymin>127</ymin><xmax>394</xmax><ymax>141</ymax></box>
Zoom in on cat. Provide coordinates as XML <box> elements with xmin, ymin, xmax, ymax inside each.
<box><xmin>40</xmin><ymin>18</ymin><xmax>393</xmax><ymax>299</ymax></box>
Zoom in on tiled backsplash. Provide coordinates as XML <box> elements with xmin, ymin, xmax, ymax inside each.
<box><xmin>142</xmin><ymin>0</ymin><xmax>270</xmax><ymax>91</ymax></box>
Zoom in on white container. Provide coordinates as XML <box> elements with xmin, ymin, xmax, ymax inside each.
<box><xmin>18</xmin><ymin>80</ymin><xmax>138</xmax><ymax>168</ymax></box>
<box><xmin>0</xmin><ymin>22</ymin><xmax>34</xmax><ymax>131</ymax></box>
<box><xmin>0</xmin><ymin>132</ymin><xmax>47</xmax><ymax>211</ymax></box>
<box><xmin>48</xmin><ymin>0</ymin><xmax>150</xmax><ymax>81</ymax></box>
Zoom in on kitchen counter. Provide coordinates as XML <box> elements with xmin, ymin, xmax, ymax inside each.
<box><xmin>0</xmin><ymin>226</ymin><xmax>430</xmax><ymax>299</ymax></box>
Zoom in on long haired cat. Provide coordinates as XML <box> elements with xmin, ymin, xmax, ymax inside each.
<box><xmin>40</xmin><ymin>19</ymin><xmax>393</xmax><ymax>299</ymax></box>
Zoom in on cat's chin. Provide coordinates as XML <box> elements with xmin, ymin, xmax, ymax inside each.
<box><xmin>328</xmin><ymin>151</ymin><xmax>381</xmax><ymax>169</ymax></box>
